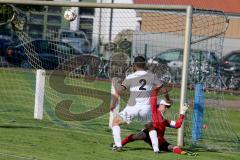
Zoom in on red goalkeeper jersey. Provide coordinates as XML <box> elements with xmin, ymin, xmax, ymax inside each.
<box><xmin>150</xmin><ymin>89</ymin><xmax>184</xmax><ymax>145</ymax></box>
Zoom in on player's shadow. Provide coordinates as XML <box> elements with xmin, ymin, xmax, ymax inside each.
<box><xmin>124</xmin><ymin>147</ymin><xmax>152</xmax><ymax>151</ymax></box>
<box><xmin>0</xmin><ymin>125</ymin><xmax>38</xmax><ymax>129</ymax></box>
<box><xmin>126</xmin><ymin>147</ymin><xmax>172</xmax><ymax>154</ymax></box>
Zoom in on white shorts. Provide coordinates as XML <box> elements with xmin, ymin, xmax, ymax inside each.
<box><xmin>118</xmin><ymin>104</ymin><xmax>151</xmax><ymax>124</ymax></box>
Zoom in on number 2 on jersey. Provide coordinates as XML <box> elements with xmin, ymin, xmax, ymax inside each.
<box><xmin>139</xmin><ymin>79</ymin><xmax>147</xmax><ymax>90</ymax></box>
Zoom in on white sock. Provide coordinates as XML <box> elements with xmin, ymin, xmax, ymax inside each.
<box><xmin>112</xmin><ymin>125</ymin><xmax>122</xmax><ymax>147</ymax></box>
<box><xmin>149</xmin><ymin>130</ymin><xmax>159</xmax><ymax>152</ymax></box>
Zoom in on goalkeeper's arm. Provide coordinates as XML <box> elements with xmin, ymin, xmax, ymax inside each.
<box><xmin>166</xmin><ymin>115</ymin><xmax>185</xmax><ymax>129</ymax></box>
<box><xmin>166</xmin><ymin>103</ymin><xmax>189</xmax><ymax>129</ymax></box>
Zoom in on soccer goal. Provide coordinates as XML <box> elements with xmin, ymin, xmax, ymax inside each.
<box><xmin>0</xmin><ymin>0</ymin><xmax>239</xmax><ymax>152</ymax></box>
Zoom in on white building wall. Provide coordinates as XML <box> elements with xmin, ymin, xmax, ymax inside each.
<box><xmin>70</xmin><ymin>0</ymin><xmax>80</xmax><ymax>31</ymax></box>
<box><xmin>223</xmin><ymin>38</ymin><xmax>240</xmax><ymax>55</ymax></box>
<box><xmin>67</xmin><ymin>0</ymin><xmax>138</xmax><ymax>50</ymax></box>
<box><xmin>93</xmin><ymin>0</ymin><xmax>137</xmax><ymax>45</ymax></box>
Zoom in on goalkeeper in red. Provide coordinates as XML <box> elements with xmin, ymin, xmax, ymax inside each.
<box><xmin>119</xmin><ymin>88</ymin><xmax>196</xmax><ymax>155</ymax></box>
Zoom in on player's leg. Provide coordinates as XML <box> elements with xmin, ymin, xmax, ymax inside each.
<box><xmin>139</xmin><ymin>106</ymin><xmax>160</xmax><ymax>153</ymax></box>
<box><xmin>167</xmin><ymin>144</ymin><xmax>198</xmax><ymax>156</ymax></box>
<box><xmin>159</xmin><ymin>141</ymin><xmax>172</xmax><ymax>152</ymax></box>
<box><xmin>162</xmin><ymin>142</ymin><xmax>185</xmax><ymax>154</ymax></box>
<box><xmin>112</xmin><ymin>115</ymin><xmax>124</xmax><ymax>150</ymax></box>
<box><xmin>149</xmin><ymin>130</ymin><xmax>159</xmax><ymax>153</ymax></box>
<box><xmin>160</xmin><ymin>141</ymin><xmax>185</xmax><ymax>154</ymax></box>
<box><xmin>112</xmin><ymin>106</ymin><xmax>139</xmax><ymax>150</ymax></box>
<box><xmin>172</xmin><ymin>146</ymin><xmax>185</xmax><ymax>154</ymax></box>
<box><xmin>141</xmin><ymin>128</ymin><xmax>154</xmax><ymax>147</ymax></box>
<box><xmin>122</xmin><ymin>131</ymin><xmax>147</xmax><ymax>146</ymax></box>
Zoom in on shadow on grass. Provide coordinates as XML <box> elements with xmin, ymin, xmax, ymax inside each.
<box><xmin>124</xmin><ymin>147</ymin><xmax>152</xmax><ymax>151</ymax></box>
<box><xmin>185</xmin><ymin>143</ymin><xmax>223</xmax><ymax>153</ymax></box>
<box><xmin>0</xmin><ymin>125</ymin><xmax>40</xmax><ymax>129</ymax></box>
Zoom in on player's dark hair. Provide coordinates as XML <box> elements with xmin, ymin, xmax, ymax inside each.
<box><xmin>157</xmin><ymin>104</ymin><xmax>171</xmax><ymax>108</ymax></box>
<box><xmin>133</xmin><ymin>56</ymin><xmax>146</xmax><ymax>69</ymax></box>
<box><xmin>166</xmin><ymin>105</ymin><xmax>171</xmax><ymax>109</ymax></box>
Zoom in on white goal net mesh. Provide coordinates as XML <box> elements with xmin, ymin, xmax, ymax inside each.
<box><xmin>0</xmin><ymin>3</ymin><xmax>239</xmax><ymax>156</ymax></box>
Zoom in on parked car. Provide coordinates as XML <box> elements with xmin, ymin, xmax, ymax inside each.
<box><xmin>149</xmin><ymin>48</ymin><xmax>219</xmax><ymax>83</ymax></box>
<box><xmin>6</xmin><ymin>39</ymin><xmax>88</xmax><ymax>69</ymax></box>
<box><xmin>152</xmin><ymin>48</ymin><xmax>219</xmax><ymax>67</ymax></box>
<box><xmin>220</xmin><ymin>50</ymin><xmax>240</xmax><ymax>77</ymax></box>
<box><xmin>0</xmin><ymin>38</ymin><xmax>14</xmax><ymax>57</ymax></box>
<box><xmin>58</xmin><ymin>29</ymin><xmax>94</xmax><ymax>54</ymax></box>
<box><xmin>0</xmin><ymin>38</ymin><xmax>15</xmax><ymax>67</ymax></box>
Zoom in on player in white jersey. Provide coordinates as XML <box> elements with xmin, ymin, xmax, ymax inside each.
<box><xmin>110</xmin><ymin>56</ymin><xmax>163</xmax><ymax>152</ymax></box>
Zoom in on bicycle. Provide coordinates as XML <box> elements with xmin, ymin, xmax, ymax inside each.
<box><xmin>188</xmin><ymin>57</ymin><xmax>227</xmax><ymax>90</ymax></box>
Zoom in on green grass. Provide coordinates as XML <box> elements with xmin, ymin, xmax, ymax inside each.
<box><xmin>0</xmin><ymin>69</ymin><xmax>239</xmax><ymax>160</ymax></box>
<box><xmin>169</xmin><ymin>87</ymin><xmax>240</xmax><ymax>101</ymax></box>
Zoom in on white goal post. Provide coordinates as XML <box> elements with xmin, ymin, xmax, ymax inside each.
<box><xmin>34</xmin><ymin>69</ymin><xmax>46</xmax><ymax>120</ymax></box>
<box><xmin>177</xmin><ymin>6</ymin><xmax>192</xmax><ymax>147</ymax></box>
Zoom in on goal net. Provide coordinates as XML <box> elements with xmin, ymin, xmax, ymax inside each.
<box><xmin>0</xmin><ymin>1</ymin><xmax>239</xmax><ymax>154</ymax></box>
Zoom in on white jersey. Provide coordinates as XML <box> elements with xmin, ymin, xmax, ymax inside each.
<box><xmin>121</xmin><ymin>70</ymin><xmax>162</xmax><ymax>106</ymax></box>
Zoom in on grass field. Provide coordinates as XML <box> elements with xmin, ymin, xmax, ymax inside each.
<box><xmin>0</xmin><ymin>69</ymin><xmax>239</xmax><ymax>160</ymax></box>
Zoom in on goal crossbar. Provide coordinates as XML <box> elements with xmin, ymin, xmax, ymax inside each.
<box><xmin>0</xmin><ymin>0</ymin><xmax>190</xmax><ymax>10</ymax></box>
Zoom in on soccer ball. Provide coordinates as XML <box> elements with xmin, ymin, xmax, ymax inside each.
<box><xmin>64</xmin><ymin>9</ymin><xmax>77</xmax><ymax>21</ymax></box>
